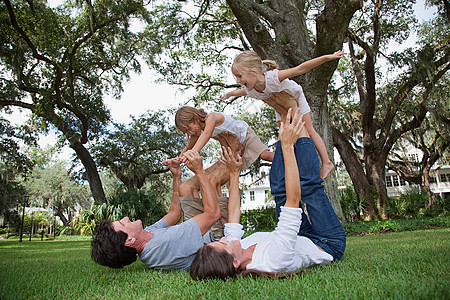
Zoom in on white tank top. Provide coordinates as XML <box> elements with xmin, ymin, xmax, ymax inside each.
<box><xmin>211</xmin><ymin>113</ymin><xmax>248</xmax><ymax>144</ymax></box>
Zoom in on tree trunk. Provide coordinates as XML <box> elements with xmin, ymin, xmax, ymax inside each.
<box><xmin>309</xmin><ymin>93</ymin><xmax>345</xmax><ymax>223</ymax></box>
<box><xmin>333</xmin><ymin>126</ymin><xmax>377</xmax><ymax>220</ymax></box>
<box><xmin>71</xmin><ymin>141</ymin><xmax>106</xmax><ymax>203</ymax></box>
<box><xmin>423</xmin><ymin>168</ymin><xmax>436</xmax><ymax>207</ymax></box>
<box><xmin>55</xmin><ymin>202</ymin><xmax>70</xmax><ymax>227</ymax></box>
<box><xmin>371</xmin><ymin>162</ymin><xmax>389</xmax><ymax>220</ymax></box>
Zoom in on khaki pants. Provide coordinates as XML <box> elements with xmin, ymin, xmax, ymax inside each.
<box><xmin>180</xmin><ymin>196</ymin><xmax>228</xmax><ymax>239</ymax></box>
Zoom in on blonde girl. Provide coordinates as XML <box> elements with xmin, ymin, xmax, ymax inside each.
<box><xmin>221</xmin><ymin>50</ymin><xmax>344</xmax><ymax>179</ymax></box>
<box><xmin>174</xmin><ymin>106</ymin><xmax>273</xmax><ymax>170</ymax></box>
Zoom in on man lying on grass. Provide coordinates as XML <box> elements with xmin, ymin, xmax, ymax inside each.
<box><xmin>190</xmin><ymin>108</ymin><xmax>346</xmax><ymax>279</ymax></box>
<box><xmin>91</xmin><ymin>150</ymin><xmax>222</xmax><ymax>270</ymax></box>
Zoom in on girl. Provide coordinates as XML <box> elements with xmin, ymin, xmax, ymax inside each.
<box><xmin>190</xmin><ymin>109</ymin><xmax>346</xmax><ymax>280</ymax></box>
<box><xmin>221</xmin><ymin>50</ymin><xmax>345</xmax><ymax>179</ymax></box>
<box><xmin>174</xmin><ymin>106</ymin><xmax>273</xmax><ymax>170</ymax></box>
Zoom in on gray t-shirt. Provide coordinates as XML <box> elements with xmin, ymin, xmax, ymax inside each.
<box><xmin>139</xmin><ymin>218</ymin><xmax>215</xmax><ymax>270</ymax></box>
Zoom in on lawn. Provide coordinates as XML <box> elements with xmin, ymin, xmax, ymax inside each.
<box><xmin>0</xmin><ymin>228</ymin><xmax>448</xmax><ymax>300</ymax></box>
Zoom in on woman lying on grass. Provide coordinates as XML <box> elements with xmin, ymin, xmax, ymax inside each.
<box><xmin>190</xmin><ymin>108</ymin><xmax>346</xmax><ymax>280</ymax></box>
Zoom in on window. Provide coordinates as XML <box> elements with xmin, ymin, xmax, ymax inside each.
<box><xmin>430</xmin><ymin>176</ymin><xmax>437</xmax><ymax>184</ymax></box>
<box><xmin>386</xmin><ymin>176</ymin><xmax>393</xmax><ymax>187</ymax></box>
<box><xmin>440</xmin><ymin>174</ymin><xmax>449</xmax><ymax>182</ymax></box>
<box><xmin>250</xmin><ymin>191</ymin><xmax>255</xmax><ymax>201</ymax></box>
<box><xmin>408</xmin><ymin>153</ymin><xmax>419</xmax><ymax>162</ymax></box>
<box><xmin>392</xmin><ymin>175</ymin><xmax>400</xmax><ymax>187</ymax></box>
<box><xmin>265</xmin><ymin>190</ymin><xmax>269</xmax><ymax>197</ymax></box>
<box><xmin>399</xmin><ymin>177</ymin><xmax>406</xmax><ymax>186</ymax></box>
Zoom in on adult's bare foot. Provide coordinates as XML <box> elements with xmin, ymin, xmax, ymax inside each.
<box><xmin>264</xmin><ymin>92</ymin><xmax>298</xmax><ymax>123</ymax></box>
<box><xmin>214</xmin><ymin>131</ymin><xmax>243</xmax><ymax>156</ymax></box>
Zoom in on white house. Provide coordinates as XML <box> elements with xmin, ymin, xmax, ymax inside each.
<box><xmin>385</xmin><ymin>165</ymin><xmax>450</xmax><ymax>197</ymax></box>
<box><xmin>385</xmin><ymin>145</ymin><xmax>450</xmax><ymax>197</ymax></box>
<box><xmin>221</xmin><ymin>168</ymin><xmax>274</xmax><ymax>211</ymax></box>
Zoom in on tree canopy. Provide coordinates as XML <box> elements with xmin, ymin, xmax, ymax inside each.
<box><xmin>25</xmin><ymin>160</ymin><xmax>91</xmax><ymax>226</ymax></box>
<box><xmin>0</xmin><ymin>0</ymin><xmax>152</xmax><ymax>202</ymax></box>
<box><xmin>0</xmin><ymin>117</ymin><xmax>36</xmax><ymax>220</ymax></box>
<box><xmin>91</xmin><ymin>109</ymin><xmax>183</xmax><ymax>190</ymax></box>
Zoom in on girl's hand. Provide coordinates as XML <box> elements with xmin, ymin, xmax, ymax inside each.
<box><xmin>220</xmin><ymin>89</ymin><xmax>246</xmax><ymax>102</ymax></box>
<box><xmin>220</xmin><ymin>93</ymin><xmax>231</xmax><ymax>102</ymax></box>
<box><xmin>330</xmin><ymin>50</ymin><xmax>345</xmax><ymax>60</ymax></box>
<box><xmin>219</xmin><ymin>146</ymin><xmax>242</xmax><ymax>173</ymax></box>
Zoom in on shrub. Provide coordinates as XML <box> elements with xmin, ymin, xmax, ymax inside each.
<box><xmin>72</xmin><ymin>189</ymin><xmax>168</xmax><ymax>235</ymax></box>
<box><xmin>385</xmin><ymin>189</ymin><xmax>448</xmax><ymax>218</ymax></box>
<box><xmin>339</xmin><ymin>186</ymin><xmax>364</xmax><ymax>222</ymax></box>
<box><xmin>240</xmin><ymin>207</ymin><xmax>277</xmax><ymax>234</ymax></box>
<box><xmin>108</xmin><ymin>189</ymin><xmax>168</xmax><ymax>226</ymax></box>
<box><xmin>368</xmin><ymin>220</ymin><xmax>402</xmax><ymax>233</ymax></box>
<box><xmin>343</xmin><ymin>215</ymin><xmax>450</xmax><ymax>235</ymax></box>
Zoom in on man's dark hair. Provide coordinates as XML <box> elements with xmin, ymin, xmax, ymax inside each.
<box><xmin>91</xmin><ymin>220</ymin><xmax>138</xmax><ymax>268</ymax></box>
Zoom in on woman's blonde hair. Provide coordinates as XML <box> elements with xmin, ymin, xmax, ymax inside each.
<box><xmin>232</xmin><ymin>50</ymin><xmax>278</xmax><ymax>75</ymax></box>
<box><xmin>175</xmin><ymin>106</ymin><xmax>208</xmax><ymax>130</ymax></box>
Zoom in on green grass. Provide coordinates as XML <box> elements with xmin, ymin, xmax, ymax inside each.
<box><xmin>0</xmin><ymin>229</ymin><xmax>449</xmax><ymax>300</ymax></box>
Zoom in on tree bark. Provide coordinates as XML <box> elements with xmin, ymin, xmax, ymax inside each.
<box><xmin>55</xmin><ymin>202</ymin><xmax>70</xmax><ymax>227</ymax></box>
<box><xmin>72</xmin><ymin>141</ymin><xmax>106</xmax><ymax>203</ymax></box>
<box><xmin>333</xmin><ymin>126</ymin><xmax>377</xmax><ymax>220</ymax></box>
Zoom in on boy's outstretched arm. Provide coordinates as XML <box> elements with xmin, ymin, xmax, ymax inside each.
<box><xmin>161</xmin><ymin>158</ymin><xmax>183</xmax><ymax>226</ymax></box>
<box><xmin>218</xmin><ymin>146</ymin><xmax>242</xmax><ymax>223</ymax></box>
<box><xmin>183</xmin><ymin>150</ymin><xmax>221</xmax><ymax>235</ymax></box>
<box><xmin>278</xmin><ymin>50</ymin><xmax>345</xmax><ymax>81</ymax></box>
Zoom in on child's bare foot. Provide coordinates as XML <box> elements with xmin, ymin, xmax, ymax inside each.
<box><xmin>320</xmin><ymin>161</ymin><xmax>335</xmax><ymax>179</ymax></box>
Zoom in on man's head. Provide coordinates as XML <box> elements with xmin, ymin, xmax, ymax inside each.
<box><xmin>91</xmin><ymin>219</ymin><xmax>138</xmax><ymax>268</ymax></box>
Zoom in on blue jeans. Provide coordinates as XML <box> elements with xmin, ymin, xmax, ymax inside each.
<box><xmin>269</xmin><ymin>137</ymin><xmax>346</xmax><ymax>261</ymax></box>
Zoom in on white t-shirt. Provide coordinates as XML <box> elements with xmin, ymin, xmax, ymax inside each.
<box><xmin>245</xmin><ymin>69</ymin><xmax>311</xmax><ymax>122</ymax></box>
<box><xmin>224</xmin><ymin>207</ymin><xmax>333</xmax><ymax>273</ymax></box>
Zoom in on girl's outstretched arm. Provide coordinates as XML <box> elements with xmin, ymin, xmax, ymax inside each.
<box><xmin>278</xmin><ymin>50</ymin><xmax>345</xmax><ymax>82</ymax></box>
<box><xmin>220</xmin><ymin>89</ymin><xmax>247</xmax><ymax>101</ymax></box>
<box><xmin>191</xmin><ymin>113</ymin><xmax>224</xmax><ymax>153</ymax></box>
<box><xmin>181</xmin><ymin>135</ymin><xmax>199</xmax><ymax>155</ymax></box>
